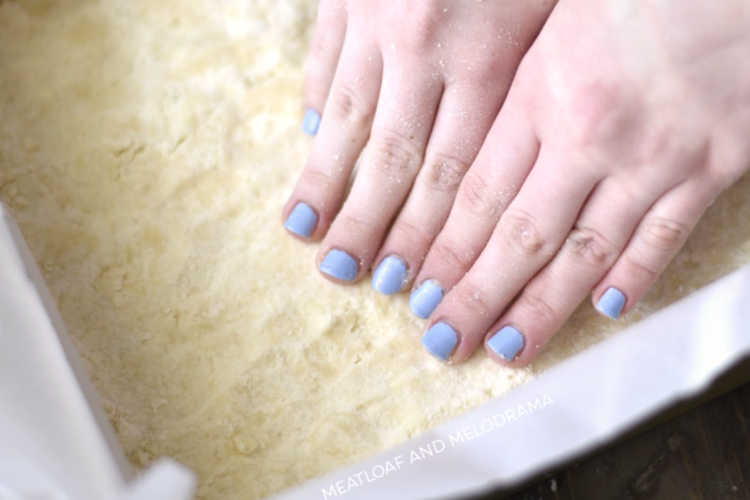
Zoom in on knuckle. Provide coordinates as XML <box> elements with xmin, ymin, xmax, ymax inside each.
<box><xmin>395</xmin><ymin>4</ymin><xmax>440</xmax><ymax>50</ymax></box>
<box><xmin>567</xmin><ymin>80</ymin><xmax>633</xmax><ymax>148</ymax></box>
<box><xmin>431</xmin><ymin>239</ymin><xmax>474</xmax><ymax>273</ymax></box>
<box><xmin>367</xmin><ymin>127</ymin><xmax>422</xmax><ymax>177</ymax></box>
<box><xmin>309</xmin><ymin>29</ymin><xmax>336</xmax><ymax>62</ymax></box>
<box><xmin>640</xmin><ymin>216</ymin><xmax>689</xmax><ymax>252</ymax></box>
<box><xmin>337</xmin><ymin>212</ymin><xmax>375</xmax><ymax>237</ymax></box>
<box><xmin>639</xmin><ymin>124</ymin><xmax>690</xmax><ymax>165</ymax></box>
<box><xmin>423</xmin><ymin>153</ymin><xmax>470</xmax><ymax>193</ymax></box>
<box><xmin>453</xmin><ymin>281</ymin><xmax>493</xmax><ymax>319</ymax></box>
<box><xmin>329</xmin><ymin>84</ymin><xmax>372</xmax><ymax>126</ymax></box>
<box><xmin>565</xmin><ymin>226</ymin><xmax>618</xmax><ymax>268</ymax></box>
<box><xmin>467</xmin><ymin>54</ymin><xmax>507</xmax><ymax>86</ymax></box>
<box><xmin>623</xmin><ymin>253</ymin><xmax>659</xmax><ymax>282</ymax></box>
<box><xmin>499</xmin><ymin>208</ymin><xmax>549</xmax><ymax>258</ymax></box>
<box><xmin>515</xmin><ymin>292</ymin><xmax>558</xmax><ymax>327</ymax></box>
<box><xmin>300</xmin><ymin>167</ymin><xmax>332</xmax><ymax>190</ymax></box>
<box><xmin>389</xmin><ymin>218</ymin><xmax>433</xmax><ymax>254</ymax></box>
<box><xmin>459</xmin><ymin>172</ymin><xmax>501</xmax><ymax>218</ymax></box>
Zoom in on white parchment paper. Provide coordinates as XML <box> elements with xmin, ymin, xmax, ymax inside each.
<box><xmin>0</xmin><ymin>204</ymin><xmax>195</xmax><ymax>500</ymax></box>
<box><xmin>272</xmin><ymin>260</ymin><xmax>750</xmax><ymax>500</ymax></box>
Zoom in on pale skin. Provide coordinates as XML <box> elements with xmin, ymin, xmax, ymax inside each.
<box><xmin>283</xmin><ymin>0</ymin><xmax>750</xmax><ymax>366</ymax></box>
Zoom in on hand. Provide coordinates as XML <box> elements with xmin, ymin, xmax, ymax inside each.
<box><xmin>282</xmin><ymin>0</ymin><xmax>556</xmax><ymax>290</ymax></box>
<box><xmin>418</xmin><ymin>0</ymin><xmax>750</xmax><ymax>365</ymax></box>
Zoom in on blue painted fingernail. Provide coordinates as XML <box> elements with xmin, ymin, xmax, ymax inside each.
<box><xmin>284</xmin><ymin>202</ymin><xmax>317</xmax><ymax>238</ymax></box>
<box><xmin>319</xmin><ymin>249</ymin><xmax>358</xmax><ymax>281</ymax></box>
<box><xmin>372</xmin><ymin>255</ymin><xmax>407</xmax><ymax>295</ymax></box>
<box><xmin>487</xmin><ymin>326</ymin><xmax>524</xmax><ymax>361</ymax></box>
<box><xmin>409</xmin><ymin>280</ymin><xmax>443</xmax><ymax>319</ymax></box>
<box><xmin>596</xmin><ymin>287</ymin><xmax>626</xmax><ymax>319</ymax></box>
<box><xmin>302</xmin><ymin>108</ymin><xmax>321</xmax><ymax>135</ymax></box>
<box><xmin>422</xmin><ymin>322</ymin><xmax>458</xmax><ymax>361</ymax></box>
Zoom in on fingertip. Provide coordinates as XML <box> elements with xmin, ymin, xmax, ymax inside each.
<box><xmin>283</xmin><ymin>201</ymin><xmax>318</xmax><ymax>239</ymax></box>
<box><xmin>484</xmin><ymin>322</ymin><xmax>548</xmax><ymax>367</ymax></box>
<box><xmin>485</xmin><ymin>325</ymin><xmax>525</xmax><ymax>361</ymax></box>
<box><xmin>317</xmin><ymin>247</ymin><xmax>361</xmax><ymax>283</ymax></box>
<box><xmin>301</xmin><ymin>107</ymin><xmax>322</xmax><ymax>136</ymax></box>
<box><xmin>409</xmin><ymin>279</ymin><xmax>444</xmax><ymax>318</ymax></box>
<box><xmin>422</xmin><ymin>321</ymin><xmax>459</xmax><ymax>362</ymax></box>
<box><xmin>371</xmin><ymin>255</ymin><xmax>408</xmax><ymax>295</ymax></box>
<box><xmin>594</xmin><ymin>286</ymin><xmax>627</xmax><ymax>320</ymax></box>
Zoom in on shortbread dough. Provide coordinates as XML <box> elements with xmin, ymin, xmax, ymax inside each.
<box><xmin>1</xmin><ymin>1</ymin><xmax>749</xmax><ymax>499</ymax></box>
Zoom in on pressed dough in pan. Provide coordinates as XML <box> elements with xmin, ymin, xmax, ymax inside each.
<box><xmin>1</xmin><ymin>1</ymin><xmax>749</xmax><ymax>499</ymax></box>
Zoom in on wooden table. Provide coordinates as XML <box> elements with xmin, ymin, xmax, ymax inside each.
<box><xmin>471</xmin><ymin>359</ymin><xmax>750</xmax><ymax>500</ymax></box>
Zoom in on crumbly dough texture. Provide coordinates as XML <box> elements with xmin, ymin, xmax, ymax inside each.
<box><xmin>1</xmin><ymin>1</ymin><xmax>748</xmax><ymax>499</ymax></box>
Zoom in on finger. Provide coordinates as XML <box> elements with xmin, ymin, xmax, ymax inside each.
<box><xmin>371</xmin><ymin>82</ymin><xmax>505</xmax><ymax>295</ymax></box>
<box><xmin>421</xmin><ymin>148</ymin><xmax>599</xmax><ymax>362</ymax></box>
<box><xmin>482</xmin><ymin>177</ymin><xmax>657</xmax><ymax>365</ymax></box>
<box><xmin>591</xmin><ymin>176</ymin><xmax>719</xmax><ymax>319</ymax></box>
<box><xmin>302</xmin><ymin>0</ymin><xmax>347</xmax><ymax>135</ymax></box>
<box><xmin>410</xmin><ymin>87</ymin><xmax>540</xmax><ymax>317</ymax></box>
<box><xmin>317</xmin><ymin>60</ymin><xmax>443</xmax><ymax>283</ymax></box>
<box><xmin>283</xmin><ymin>36</ymin><xmax>382</xmax><ymax>240</ymax></box>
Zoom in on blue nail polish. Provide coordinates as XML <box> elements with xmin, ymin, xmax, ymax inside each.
<box><xmin>487</xmin><ymin>326</ymin><xmax>524</xmax><ymax>361</ymax></box>
<box><xmin>409</xmin><ymin>280</ymin><xmax>443</xmax><ymax>319</ymax></box>
<box><xmin>319</xmin><ymin>249</ymin><xmax>358</xmax><ymax>281</ymax></box>
<box><xmin>302</xmin><ymin>108</ymin><xmax>321</xmax><ymax>135</ymax></box>
<box><xmin>596</xmin><ymin>287</ymin><xmax>626</xmax><ymax>319</ymax></box>
<box><xmin>371</xmin><ymin>255</ymin><xmax>407</xmax><ymax>295</ymax></box>
<box><xmin>284</xmin><ymin>202</ymin><xmax>317</xmax><ymax>238</ymax></box>
<box><xmin>421</xmin><ymin>322</ymin><xmax>458</xmax><ymax>361</ymax></box>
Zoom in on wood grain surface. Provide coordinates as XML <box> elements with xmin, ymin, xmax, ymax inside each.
<box><xmin>468</xmin><ymin>361</ymin><xmax>750</xmax><ymax>500</ymax></box>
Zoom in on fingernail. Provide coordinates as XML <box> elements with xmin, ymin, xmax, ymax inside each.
<box><xmin>487</xmin><ymin>326</ymin><xmax>524</xmax><ymax>361</ymax></box>
<box><xmin>421</xmin><ymin>322</ymin><xmax>458</xmax><ymax>361</ymax></box>
<box><xmin>302</xmin><ymin>108</ymin><xmax>321</xmax><ymax>135</ymax></box>
<box><xmin>319</xmin><ymin>249</ymin><xmax>358</xmax><ymax>281</ymax></box>
<box><xmin>284</xmin><ymin>202</ymin><xmax>317</xmax><ymax>238</ymax></box>
<box><xmin>371</xmin><ymin>255</ymin><xmax>407</xmax><ymax>295</ymax></box>
<box><xmin>596</xmin><ymin>287</ymin><xmax>626</xmax><ymax>319</ymax></box>
<box><xmin>409</xmin><ymin>280</ymin><xmax>443</xmax><ymax>319</ymax></box>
